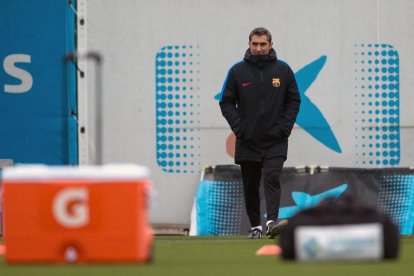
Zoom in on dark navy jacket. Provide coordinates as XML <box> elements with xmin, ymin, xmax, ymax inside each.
<box><xmin>219</xmin><ymin>48</ymin><xmax>301</xmax><ymax>163</ymax></box>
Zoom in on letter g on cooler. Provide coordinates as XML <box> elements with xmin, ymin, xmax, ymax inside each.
<box><xmin>52</xmin><ymin>187</ymin><xmax>89</xmax><ymax>228</ymax></box>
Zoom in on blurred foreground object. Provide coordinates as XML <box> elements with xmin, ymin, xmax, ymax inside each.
<box><xmin>0</xmin><ymin>159</ymin><xmax>14</xmax><ymax>237</ymax></box>
<box><xmin>255</xmin><ymin>244</ymin><xmax>282</xmax><ymax>256</ymax></box>
<box><xmin>280</xmin><ymin>196</ymin><xmax>399</xmax><ymax>261</ymax></box>
<box><xmin>2</xmin><ymin>164</ymin><xmax>153</xmax><ymax>263</ymax></box>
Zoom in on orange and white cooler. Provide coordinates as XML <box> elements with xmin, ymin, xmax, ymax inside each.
<box><xmin>2</xmin><ymin>164</ymin><xmax>153</xmax><ymax>263</ymax></box>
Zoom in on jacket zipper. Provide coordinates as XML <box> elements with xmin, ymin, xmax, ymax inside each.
<box><xmin>260</xmin><ymin>71</ymin><xmax>264</xmax><ymax>115</ymax></box>
<box><xmin>260</xmin><ymin>70</ymin><xmax>265</xmax><ymax>159</ymax></box>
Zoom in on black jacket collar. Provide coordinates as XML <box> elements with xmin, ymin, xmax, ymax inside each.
<box><xmin>244</xmin><ymin>48</ymin><xmax>277</xmax><ymax>68</ymax></box>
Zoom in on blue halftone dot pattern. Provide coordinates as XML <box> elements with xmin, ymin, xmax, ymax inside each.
<box><xmin>378</xmin><ymin>175</ymin><xmax>414</xmax><ymax>234</ymax></box>
<box><xmin>155</xmin><ymin>45</ymin><xmax>200</xmax><ymax>173</ymax></box>
<box><xmin>196</xmin><ymin>180</ymin><xmax>243</xmax><ymax>235</ymax></box>
<box><xmin>353</xmin><ymin>44</ymin><xmax>400</xmax><ymax>166</ymax></box>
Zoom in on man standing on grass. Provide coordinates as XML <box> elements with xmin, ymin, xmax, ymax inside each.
<box><xmin>219</xmin><ymin>27</ymin><xmax>301</xmax><ymax>239</ymax></box>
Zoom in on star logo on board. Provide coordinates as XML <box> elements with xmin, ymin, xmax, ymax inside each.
<box><xmin>263</xmin><ymin>184</ymin><xmax>348</xmax><ymax>220</ymax></box>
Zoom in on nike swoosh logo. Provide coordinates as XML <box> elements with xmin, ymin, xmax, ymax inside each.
<box><xmin>242</xmin><ymin>82</ymin><xmax>251</xmax><ymax>87</ymax></box>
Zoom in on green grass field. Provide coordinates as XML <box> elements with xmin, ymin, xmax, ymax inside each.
<box><xmin>1</xmin><ymin>236</ymin><xmax>414</xmax><ymax>276</ymax></box>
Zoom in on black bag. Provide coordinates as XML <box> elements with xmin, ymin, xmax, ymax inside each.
<box><xmin>280</xmin><ymin>197</ymin><xmax>400</xmax><ymax>260</ymax></box>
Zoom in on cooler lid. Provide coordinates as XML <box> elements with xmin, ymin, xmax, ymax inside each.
<box><xmin>2</xmin><ymin>164</ymin><xmax>149</xmax><ymax>181</ymax></box>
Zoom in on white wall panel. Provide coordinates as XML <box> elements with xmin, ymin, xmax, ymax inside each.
<box><xmin>82</xmin><ymin>0</ymin><xmax>414</xmax><ymax>223</ymax></box>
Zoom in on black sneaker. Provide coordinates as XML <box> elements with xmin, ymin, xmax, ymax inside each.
<box><xmin>266</xmin><ymin>219</ymin><xmax>288</xmax><ymax>239</ymax></box>
<box><xmin>247</xmin><ymin>228</ymin><xmax>262</xmax><ymax>239</ymax></box>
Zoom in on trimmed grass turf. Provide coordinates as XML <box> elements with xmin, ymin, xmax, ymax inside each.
<box><xmin>1</xmin><ymin>236</ymin><xmax>414</xmax><ymax>276</ymax></box>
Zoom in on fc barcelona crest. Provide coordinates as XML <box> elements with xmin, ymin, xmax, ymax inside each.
<box><xmin>272</xmin><ymin>78</ymin><xmax>280</xmax><ymax>87</ymax></box>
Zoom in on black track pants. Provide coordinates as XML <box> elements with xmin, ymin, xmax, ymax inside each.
<box><xmin>240</xmin><ymin>157</ymin><xmax>285</xmax><ymax>227</ymax></box>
